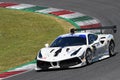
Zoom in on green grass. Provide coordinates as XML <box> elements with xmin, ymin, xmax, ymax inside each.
<box><xmin>0</xmin><ymin>8</ymin><xmax>73</xmax><ymax>72</ymax></box>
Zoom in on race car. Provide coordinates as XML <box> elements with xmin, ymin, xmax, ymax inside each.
<box><xmin>35</xmin><ymin>25</ymin><xmax>117</xmax><ymax>71</ymax></box>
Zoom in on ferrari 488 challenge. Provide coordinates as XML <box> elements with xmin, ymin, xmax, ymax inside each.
<box><xmin>35</xmin><ymin>26</ymin><xmax>116</xmax><ymax>71</ymax></box>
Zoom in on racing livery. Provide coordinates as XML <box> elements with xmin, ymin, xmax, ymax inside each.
<box><xmin>35</xmin><ymin>26</ymin><xmax>116</xmax><ymax>71</ymax></box>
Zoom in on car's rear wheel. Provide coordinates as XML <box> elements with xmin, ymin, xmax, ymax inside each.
<box><xmin>85</xmin><ymin>49</ymin><xmax>93</xmax><ymax>65</ymax></box>
<box><xmin>109</xmin><ymin>40</ymin><xmax>115</xmax><ymax>57</ymax></box>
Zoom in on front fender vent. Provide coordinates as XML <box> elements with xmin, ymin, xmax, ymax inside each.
<box><xmin>71</xmin><ymin>48</ymin><xmax>81</xmax><ymax>56</ymax></box>
<box><xmin>54</xmin><ymin>48</ymin><xmax>62</xmax><ymax>57</ymax></box>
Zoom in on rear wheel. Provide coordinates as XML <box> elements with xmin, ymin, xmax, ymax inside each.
<box><xmin>85</xmin><ymin>49</ymin><xmax>93</xmax><ymax>65</ymax></box>
<box><xmin>109</xmin><ymin>41</ymin><xmax>115</xmax><ymax>57</ymax></box>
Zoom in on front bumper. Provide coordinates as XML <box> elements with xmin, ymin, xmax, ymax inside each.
<box><xmin>35</xmin><ymin>57</ymin><xmax>86</xmax><ymax>70</ymax></box>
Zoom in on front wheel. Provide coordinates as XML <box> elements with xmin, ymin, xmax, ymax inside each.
<box><xmin>109</xmin><ymin>41</ymin><xmax>115</xmax><ymax>57</ymax></box>
<box><xmin>85</xmin><ymin>49</ymin><xmax>93</xmax><ymax>65</ymax></box>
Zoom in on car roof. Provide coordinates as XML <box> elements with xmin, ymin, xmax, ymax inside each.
<box><xmin>58</xmin><ymin>32</ymin><xmax>90</xmax><ymax>38</ymax></box>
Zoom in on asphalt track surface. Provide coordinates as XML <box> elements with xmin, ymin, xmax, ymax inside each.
<box><xmin>1</xmin><ymin>0</ymin><xmax>120</xmax><ymax>80</ymax></box>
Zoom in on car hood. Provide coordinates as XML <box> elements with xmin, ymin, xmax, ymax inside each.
<box><xmin>37</xmin><ymin>45</ymin><xmax>87</xmax><ymax>62</ymax></box>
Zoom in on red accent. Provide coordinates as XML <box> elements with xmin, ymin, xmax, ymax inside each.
<box><xmin>0</xmin><ymin>70</ymin><xmax>26</xmax><ymax>78</ymax></box>
<box><xmin>80</xmin><ymin>23</ymin><xmax>101</xmax><ymax>29</ymax></box>
<box><xmin>0</xmin><ymin>2</ymin><xmax>18</xmax><ymax>7</ymax></box>
<box><xmin>49</xmin><ymin>10</ymin><xmax>75</xmax><ymax>16</ymax></box>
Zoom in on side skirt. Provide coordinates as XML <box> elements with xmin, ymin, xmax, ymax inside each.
<box><xmin>92</xmin><ymin>53</ymin><xmax>110</xmax><ymax>63</ymax></box>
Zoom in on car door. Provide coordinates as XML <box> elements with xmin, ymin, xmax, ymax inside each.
<box><xmin>88</xmin><ymin>34</ymin><xmax>107</xmax><ymax>58</ymax></box>
<box><xmin>88</xmin><ymin>34</ymin><xmax>101</xmax><ymax>57</ymax></box>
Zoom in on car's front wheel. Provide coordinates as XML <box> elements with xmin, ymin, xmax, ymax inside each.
<box><xmin>109</xmin><ymin>40</ymin><xmax>115</xmax><ymax>57</ymax></box>
<box><xmin>85</xmin><ymin>49</ymin><xmax>93</xmax><ymax>65</ymax></box>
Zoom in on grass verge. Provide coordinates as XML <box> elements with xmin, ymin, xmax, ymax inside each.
<box><xmin>0</xmin><ymin>8</ymin><xmax>74</xmax><ymax>72</ymax></box>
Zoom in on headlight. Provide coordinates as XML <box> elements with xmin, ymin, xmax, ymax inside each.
<box><xmin>38</xmin><ymin>51</ymin><xmax>42</xmax><ymax>58</ymax></box>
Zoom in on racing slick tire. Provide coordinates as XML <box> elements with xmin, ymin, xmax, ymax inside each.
<box><xmin>109</xmin><ymin>40</ymin><xmax>115</xmax><ymax>57</ymax></box>
<box><xmin>85</xmin><ymin>49</ymin><xmax>93</xmax><ymax>65</ymax></box>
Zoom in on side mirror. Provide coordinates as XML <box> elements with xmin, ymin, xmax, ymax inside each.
<box><xmin>45</xmin><ymin>43</ymin><xmax>49</xmax><ymax>47</ymax></box>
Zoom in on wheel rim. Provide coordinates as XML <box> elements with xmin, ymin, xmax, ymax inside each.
<box><xmin>109</xmin><ymin>42</ymin><xmax>115</xmax><ymax>55</ymax></box>
<box><xmin>86</xmin><ymin>50</ymin><xmax>92</xmax><ymax>64</ymax></box>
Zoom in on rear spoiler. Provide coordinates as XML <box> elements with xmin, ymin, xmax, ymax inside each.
<box><xmin>70</xmin><ymin>25</ymin><xmax>117</xmax><ymax>34</ymax></box>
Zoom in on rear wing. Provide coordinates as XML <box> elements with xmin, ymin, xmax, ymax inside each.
<box><xmin>70</xmin><ymin>25</ymin><xmax>117</xmax><ymax>34</ymax></box>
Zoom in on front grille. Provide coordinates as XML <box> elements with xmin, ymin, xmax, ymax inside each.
<box><xmin>59</xmin><ymin>57</ymin><xmax>81</xmax><ymax>68</ymax></box>
<box><xmin>37</xmin><ymin>57</ymin><xmax>81</xmax><ymax>69</ymax></box>
<box><xmin>37</xmin><ymin>60</ymin><xmax>51</xmax><ymax>69</ymax></box>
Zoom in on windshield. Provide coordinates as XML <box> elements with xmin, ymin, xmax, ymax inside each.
<box><xmin>50</xmin><ymin>35</ymin><xmax>86</xmax><ymax>47</ymax></box>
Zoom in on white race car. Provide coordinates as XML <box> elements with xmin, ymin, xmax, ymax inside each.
<box><xmin>35</xmin><ymin>26</ymin><xmax>116</xmax><ymax>71</ymax></box>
